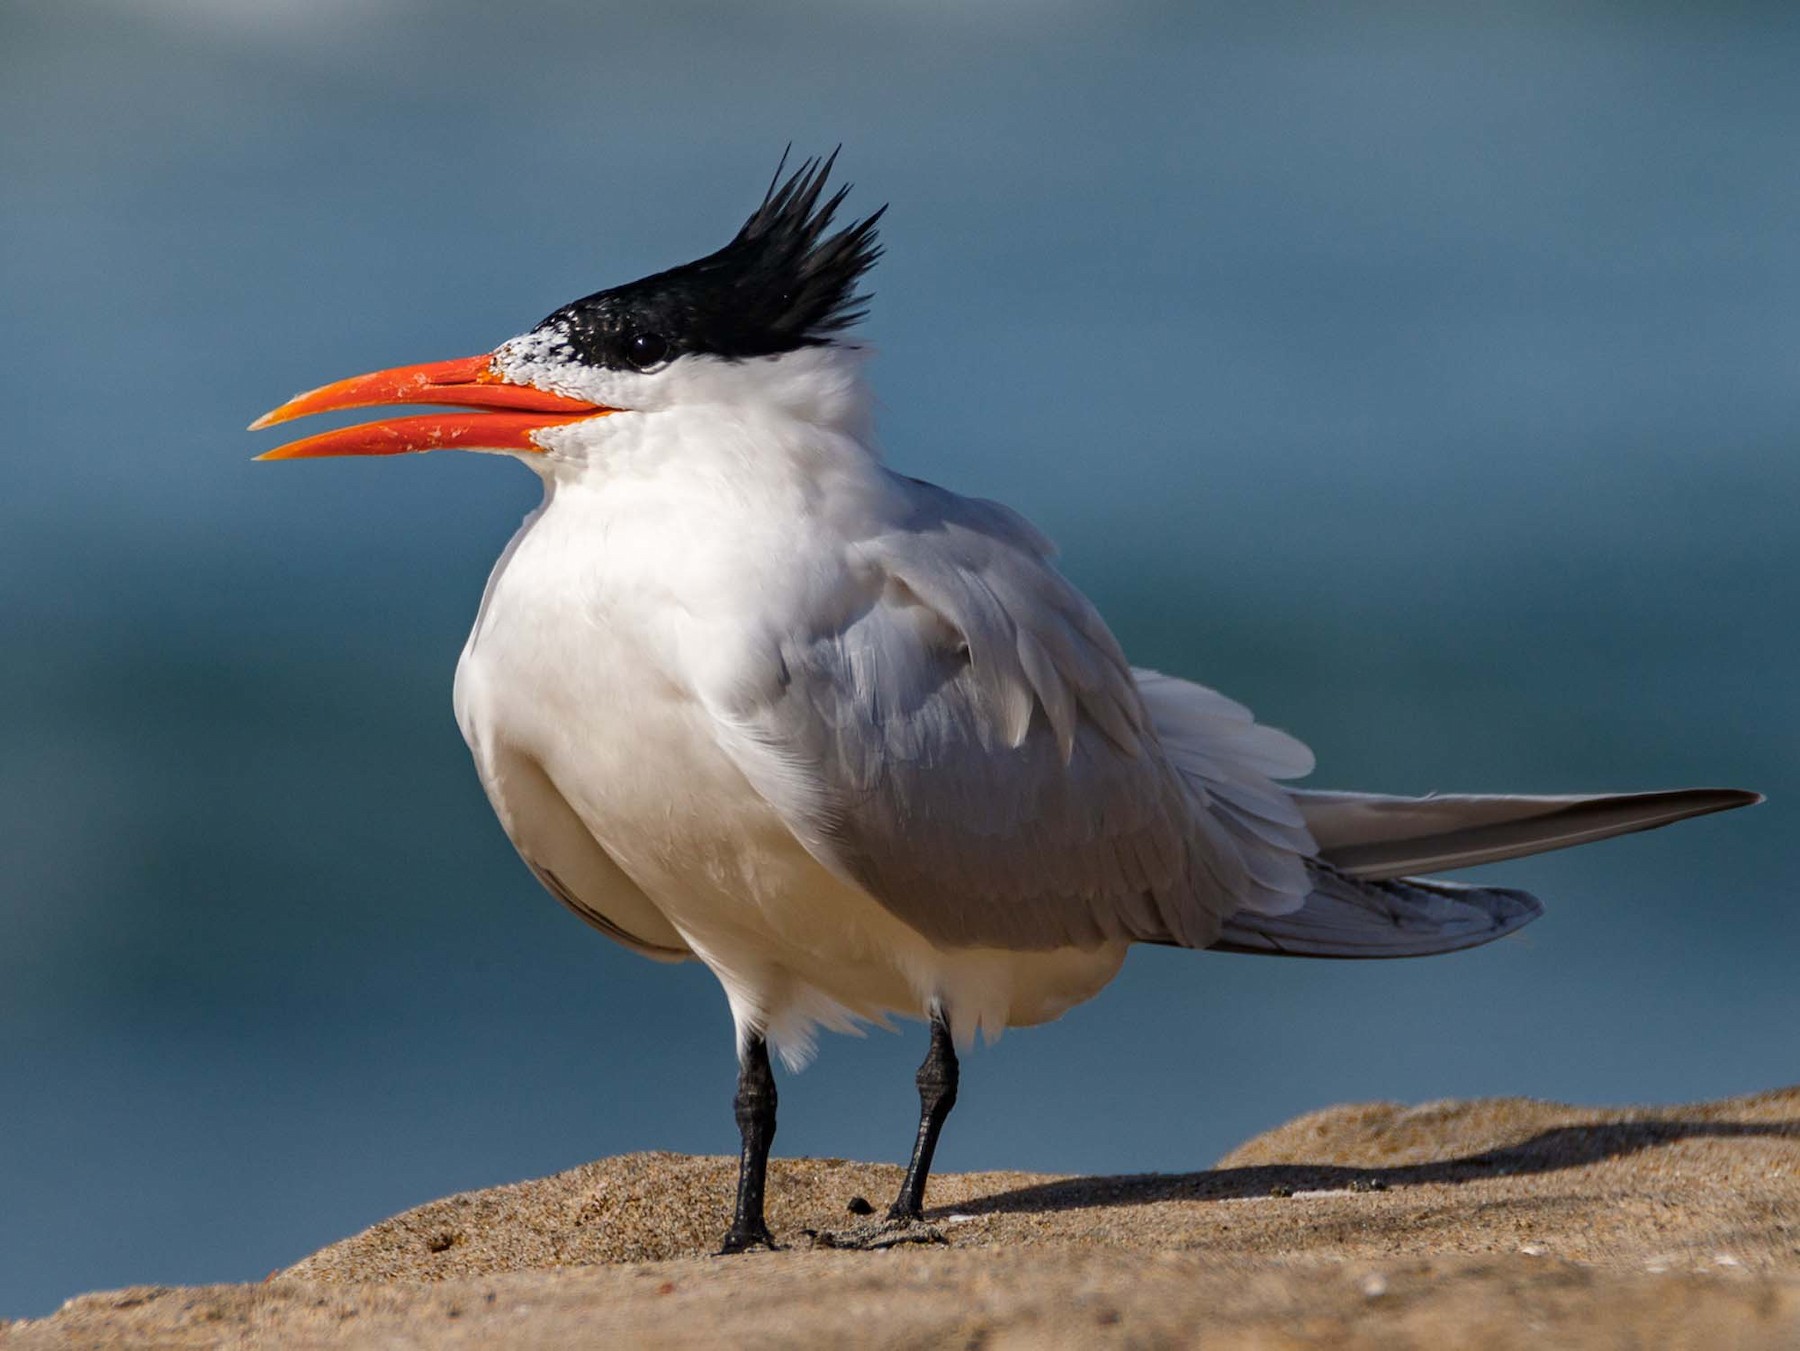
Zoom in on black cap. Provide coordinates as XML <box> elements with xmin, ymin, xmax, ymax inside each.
<box><xmin>533</xmin><ymin>151</ymin><xmax>886</xmax><ymax>373</ymax></box>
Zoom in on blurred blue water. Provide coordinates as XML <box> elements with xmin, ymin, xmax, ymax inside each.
<box><xmin>2</xmin><ymin>0</ymin><xmax>1795</xmax><ymax>1319</ymax></box>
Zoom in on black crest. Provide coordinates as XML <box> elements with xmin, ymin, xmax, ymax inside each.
<box><xmin>537</xmin><ymin>152</ymin><xmax>886</xmax><ymax>370</ymax></box>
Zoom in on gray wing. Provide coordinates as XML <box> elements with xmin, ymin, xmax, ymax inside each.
<box><xmin>1206</xmin><ymin>785</ymin><xmax>1759</xmax><ymax>959</ymax></box>
<box><xmin>710</xmin><ymin>477</ymin><xmax>1316</xmax><ymax>952</ymax></box>
<box><xmin>1293</xmin><ymin>786</ymin><xmax>1762</xmax><ymax>879</ymax></box>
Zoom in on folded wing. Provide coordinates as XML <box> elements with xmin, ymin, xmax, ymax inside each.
<box><xmin>1296</xmin><ymin>787</ymin><xmax>1761</xmax><ymax>879</ymax></box>
<box><xmin>706</xmin><ymin>475</ymin><xmax>1761</xmax><ymax>963</ymax></box>
<box><xmin>708</xmin><ymin>476</ymin><xmax>1318</xmax><ymax>952</ymax></box>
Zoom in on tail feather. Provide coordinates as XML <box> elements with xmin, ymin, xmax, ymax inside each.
<box><xmin>1211</xmin><ymin>865</ymin><xmax>1543</xmax><ymax>959</ymax></box>
<box><xmin>1293</xmin><ymin>787</ymin><xmax>1760</xmax><ymax>881</ymax></box>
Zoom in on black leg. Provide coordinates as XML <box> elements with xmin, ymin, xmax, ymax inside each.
<box><xmin>888</xmin><ymin>1011</ymin><xmax>959</xmax><ymax>1221</ymax></box>
<box><xmin>720</xmin><ymin>1033</ymin><xmax>778</xmax><ymax>1253</ymax></box>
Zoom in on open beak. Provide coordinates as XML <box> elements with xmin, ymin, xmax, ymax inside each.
<box><xmin>250</xmin><ymin>354</ymin><xmax>612</xmax><ymax>460</ymax></box>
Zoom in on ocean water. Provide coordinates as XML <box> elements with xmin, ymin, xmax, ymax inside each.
<box><xmin>1</xmin><ymin>0</ymin><xmax>1794</xmax><ymax>1317</ymax></box>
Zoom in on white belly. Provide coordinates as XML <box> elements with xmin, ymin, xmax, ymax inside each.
<box><xmin>453</xmin><ymin>497</ymin><xmax>1126</xmax><ymax>1063</ymax></box>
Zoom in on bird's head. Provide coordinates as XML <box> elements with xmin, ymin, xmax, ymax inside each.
<box><xmin>252</xmin><ymin>153</ymin><xmax>885</xmax><ymax>464</ymax></box>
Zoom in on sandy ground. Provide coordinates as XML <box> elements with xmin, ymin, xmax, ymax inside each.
<box><xmin>6</xmin><ymin>1085</ymin><xmax>1797</xmax><ymax>1348</ymax></box>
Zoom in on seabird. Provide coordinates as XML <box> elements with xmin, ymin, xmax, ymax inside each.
<box><xmin>253</xmin><ymin>154</ymin><xmax>1760</xmax><ymax>1252</ymax></box>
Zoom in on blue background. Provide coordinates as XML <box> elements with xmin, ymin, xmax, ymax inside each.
<box><xmin>2</xmin><ymin>0</ymin><xmax>1793</xmax><ymax>1318</ymax></box>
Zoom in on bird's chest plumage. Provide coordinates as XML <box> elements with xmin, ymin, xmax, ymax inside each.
<box><xmin>451</xmin><ymin>476</ymin><xmax>846</xmax><ymax>909</ymax></box>
<box><xmin>447</xmin><ymin>447</ymin><xmax>1135</xmax><ymax>1043</ymax></box>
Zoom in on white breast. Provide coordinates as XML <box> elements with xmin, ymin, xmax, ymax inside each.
<box><xmin>452</xmin><ymin>408</ymin><xmax>1127</xmax><ymax>1063</ymax></box>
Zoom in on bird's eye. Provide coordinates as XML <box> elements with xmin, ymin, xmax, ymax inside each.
<box><xmin>624</xmin><ymin>333</ymin><xmax>669</xmax><ymax>371</ymax></box>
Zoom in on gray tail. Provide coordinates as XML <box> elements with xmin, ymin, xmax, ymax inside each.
<box><xmin>1210</xmin><ymin>786</ymin><xmax>1759</xmax><ymax>960</ymax></box>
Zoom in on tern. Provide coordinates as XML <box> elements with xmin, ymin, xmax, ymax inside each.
<box><xmin>254</xmin><ymin>155</ymin><xmax>1760</xmax><ymax>1252</ymax></box>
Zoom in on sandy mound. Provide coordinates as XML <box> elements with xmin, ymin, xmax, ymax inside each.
<box><xmin>8</xmin><ymin>1086</ymin><xmax>1798</xmax><ymax>1348</ymax></box>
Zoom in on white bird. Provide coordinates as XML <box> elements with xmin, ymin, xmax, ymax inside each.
<box><xmin>254</xmin><ymin>154</ymin><xmax>1759</xmax><ymax>1252</ymax></box>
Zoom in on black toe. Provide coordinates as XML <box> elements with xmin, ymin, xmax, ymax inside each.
<box><xmin>718</xmin><ymin>1225</ymin><xmax>779</xmax><ymax>1255</ymax></box>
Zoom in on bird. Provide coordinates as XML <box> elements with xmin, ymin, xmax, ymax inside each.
<box><xmin>252</xmin><ymin>153</ymin><xmax>1760</xmax><ymax>1253</ymax></box>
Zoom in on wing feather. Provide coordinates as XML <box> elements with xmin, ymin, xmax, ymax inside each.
<box><xmin>1211</xmin><ymin>867</ymin><xmax>1543</xmax><ymax>958</ymax></box>
<box><xmin>708</xmin><ymin>475</ymin><xmax>1318</xmax><ymax>952</ymax></box>
<box><xmin>1294</xmin><ymin>787</ymin><xmax>1761</xmax><ymax>879</ymax></box>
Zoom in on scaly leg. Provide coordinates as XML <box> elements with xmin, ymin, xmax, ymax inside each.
<box><xmin>888</xmin><ymin>1010</ymin><xmax>959</xmax><ymax>1221</ymax></box>
<box><xmin>719</xmin><ymin>1033</ymin><xmax>778</xmax><ymax>1253</ymax></box>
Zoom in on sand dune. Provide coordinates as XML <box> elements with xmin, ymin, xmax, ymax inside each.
<box><xmin>8</xmin><ymin>1086</ymin><xmax>1798</xmax><ymax>1348</ymax></box>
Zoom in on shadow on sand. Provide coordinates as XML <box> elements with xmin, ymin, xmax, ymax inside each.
<box><xmin>946</xmin><ymin>1116</ymin><xmax>1800</xmax><ymax>1218</ymax></box>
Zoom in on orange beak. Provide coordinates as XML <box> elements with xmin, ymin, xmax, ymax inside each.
<box><xmin>250</xmin><ymin>354</ymin><xmax>612</xmax><ymax>460</ymax></box>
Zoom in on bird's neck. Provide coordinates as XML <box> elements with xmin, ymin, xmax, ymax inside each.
<box><xmin>719</xmin><ymin>343</ymin><xmax>877</xmax><ymax>443</ymax></box>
